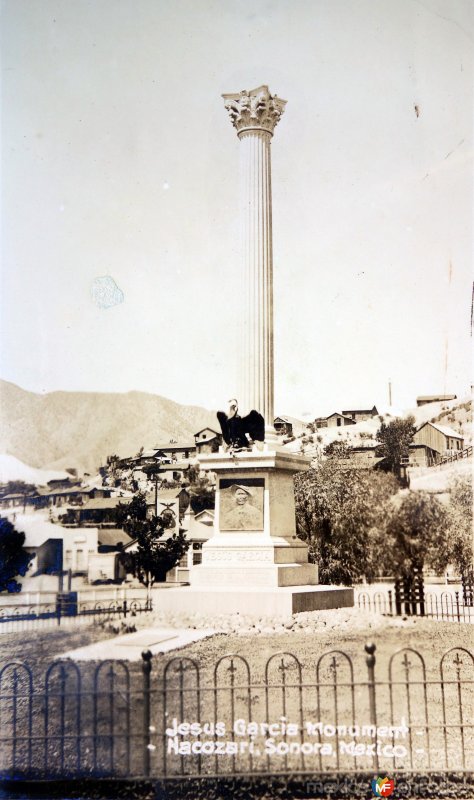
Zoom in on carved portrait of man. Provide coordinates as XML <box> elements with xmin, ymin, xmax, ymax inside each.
<box><xmin>220</xmin><ymin>483</ymin><xmax>264</xmax><ymax>531</ymax></box>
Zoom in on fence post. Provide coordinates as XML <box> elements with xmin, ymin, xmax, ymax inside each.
<box><xmin>142</xmin><ymin>649</ymin><xmax>153</xmax><ymax>777</ymax></box>
<box><xmin>417</xmin><ymin>570</ymin><xmax>425</xmax><ymax>617</ymax></box>
<box><xmin>388</xmin><ymin>590</ymin><xmax>393</xmax><ymax>616</ymax></box>
<box><xmin>365</xmin><ymin>642</ymin><xmax>378</xmax><ymax>772</ymax></box>
<box><xmin>455</xmin><ymin>591</ymin><xmax>461</xmax><ymax>623</ymax></box>
<box><xmin>123</xmin><ymin>599</ymin><xmax>127</xmax><ymax>619</ymax></box>
<box><xmin>394</xmin><ymin>580</ymin><xmax>402</xmax><ymax>616</ymax></box>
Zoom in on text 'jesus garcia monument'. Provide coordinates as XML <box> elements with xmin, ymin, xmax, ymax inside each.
<box><xmin>162</xmin><ymin>86</ymin><xmax>353</xmax><ymax>615</ymax></box>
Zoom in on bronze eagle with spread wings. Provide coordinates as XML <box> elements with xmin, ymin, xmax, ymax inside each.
<box><xmin>217</xmin><ymin>399</ymin><xmax>265</xmax><ymax>450</ymax></box>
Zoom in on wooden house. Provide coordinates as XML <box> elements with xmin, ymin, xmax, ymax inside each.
<box><xmin>416</xmin><ymin>394</ymin><xmax>457</xmax><ymax>407</ymax></box>
<box><xmin>325</xmin><ymin>413</ymin><xmax>357</xmax><ymax>428</ymax></box>
<box><xmin>194</xmin><ymin>428</ymin><xmax>222</xmax><ymax>454</ymax></box>
<box><xmin>274</xmin><ymin>415</ymin><xmax>306</xmax><ymax>437</ymax></box>
<box><xmin>413</xmin><ymin>422</ymin><xmax>464</xmax><ymax>459</ymax></box>
<box><xmin>341</xmin><ymin>406</ymin><xmax>378</xmax><ymax>422</ymax></box>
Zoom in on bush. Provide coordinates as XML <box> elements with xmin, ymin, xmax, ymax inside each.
<box><xmin>0</xmin><ymin>517</ymin><xmax>33</xmax><ymax>592</ymax></box>
<box><xmin>295</xmin><ymin>463</ymin><xmax>399</xmax><ymax>585</ymax></box>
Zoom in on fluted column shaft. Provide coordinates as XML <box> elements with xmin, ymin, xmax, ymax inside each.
<box><xmin>239</xmin><ymin>129</ymin><xmax>274</xmax><ymax>426</ymax></box>
<box><xmin>222</xmin><ymin>85</ymin><xmax>286</xmax><ymax>436</ymax></box>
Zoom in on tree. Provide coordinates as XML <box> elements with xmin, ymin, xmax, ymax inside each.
<box><xmin>116</xmin><ymin>492</ymin><xmax>189</xmax><ymax>601</ymax></box>
<box><xmin>323</xmin><ymin>440</ymin><xmax>352</xmax><ymax>458</ymax></box>
<box><xmin>0</xmin><ymin>517</ymin><xmax>34</xmax><ymax>593</ymax></box>
<box><xmin>376</xmin><ymin>415</ymin><xmax>416</xmax><ymax>477</ymax></box>
<box><xmin>432</xmin><ymin>476</ymin><xmax>473</xmax><ymax>578</ymax></box>
<box><xmin>383</xmin><ymin>490</ymin><xmax>448</xmax><ymax>579</ymax></box>
<box><xmin>294</xmin><ymin>461</ymin><xmax>399</xmax><ymax>585</ymax></box>
<box><xmin>1</xmin><ymin>480</ymin><xmax>36</xmax><ymax>496</ymax></box>
<box><xmin>186</xmin><ymin>466</ymin><xmax>215</xmax><ymax>514</ymax></box>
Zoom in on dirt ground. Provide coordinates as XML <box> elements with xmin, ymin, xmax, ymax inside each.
<box><xmin>0</xmin><ymin>606</ymin><xmax>472</xmax><ymax>672</ymax></box>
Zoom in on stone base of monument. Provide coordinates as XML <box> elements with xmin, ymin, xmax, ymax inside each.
<box><xmin>164</xmin><ymin>447</ymin><xmax>354</xmax><ymax>616</ymax></box>
<box><xmin>152</xmin><ymin>585</ymin><xmax>353</xmax><ymax>616</ymax></box>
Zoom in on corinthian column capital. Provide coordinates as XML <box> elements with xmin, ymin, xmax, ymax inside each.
<box><xmin>222</xmin><ymin>84</ymin><xmax>286</xmax><ymax>137</ymax></box>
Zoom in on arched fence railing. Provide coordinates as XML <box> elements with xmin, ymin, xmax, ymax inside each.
<box><xmin>0</xmin><ymin>642</ymin><xmax>472</xmax><ymax>782</ymax></box>
<box><xmin>0</xmin><ymin>598</ymin><xmax>152</xmax><ymax>633</ymax></box>
<box><xmin>355</xmin><ymin>589</ymin><xmax>473</xmax><ymax>623</ymax></box>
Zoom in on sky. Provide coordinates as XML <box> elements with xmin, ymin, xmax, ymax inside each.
<box><xmin>1</xmin><ymin>0</ymin><xmax>472</xmax><ymax>418</ymax></box>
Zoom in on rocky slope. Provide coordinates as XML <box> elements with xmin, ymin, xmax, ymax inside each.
<box><xmin>0</xmin><ymin>380</ymin><xmax>216</xmax><ymax>475</ymax></box>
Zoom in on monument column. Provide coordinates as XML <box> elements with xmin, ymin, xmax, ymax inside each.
<box><xmin>222</xmin><ymin>86</ymin><xmax>286</xmax><ymax>437</ymax></box>
<box><xmin>156</xmin><ymin>85</ymin><xmax>354</xmax><ymax>616</ymax></box>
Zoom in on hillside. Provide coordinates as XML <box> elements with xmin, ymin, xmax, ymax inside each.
<box><xmin>283</xmin><ymin>395</ymin><xmax>472</xmax><ymax>459</ymax></box>
<box><xmin>0</xmin><ymin>381</ymin><xmax>216</xmax><ymax>475</ymax></box>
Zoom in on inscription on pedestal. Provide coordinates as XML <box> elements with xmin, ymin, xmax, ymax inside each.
<box><xmin>205</xmin><ymin>550</ymin><xmax>273</xmax><ymax>562</ymax></box>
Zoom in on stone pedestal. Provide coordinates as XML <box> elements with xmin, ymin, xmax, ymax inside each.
<box><xmin>184</xmin><ymin>447</ymin><xmax>354</xmax><ymax>614</ymax></box>
<box><xmin>191</xmin><ymin>448</ymin><xmax>317</xmax><ymax>588</ymax></box>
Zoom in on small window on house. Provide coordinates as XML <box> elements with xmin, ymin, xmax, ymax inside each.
<box><xmin>178</xmin><ymin>554</ymin><xmax>188</xmax><ymax>568</ymax></box>
<box><xmin>193</xmin><ymin>552</ymin><xmax>202</xmax><ymax>565</ymax></box>
<box><xmin>337</xmin><ymin>418</ymin><xmax>341</xmax><ymax>427</ymax></box>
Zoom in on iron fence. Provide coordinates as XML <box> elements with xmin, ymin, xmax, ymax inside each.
<box><xmin>0</xmin><ymin>598</ymin><xmax>151</xmax><ymax>634</ymax></box>
<box><xmin>0</xmin><ymin>642</ymin><xmax>472</xmax><ymax>781</ymax></box>
<box><xmin>356</xmin><ymin>590</ymin><xmax>473</xmax><ymax>623</ymax></box>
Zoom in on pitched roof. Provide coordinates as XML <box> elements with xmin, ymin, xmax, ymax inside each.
<box><xmin>274</xmin><ymin>414</ymin><xmax>307</xmax><ymax>427</ymax></box>
<box><xmin>341</xmin><ymin>406</ymin><xmax>378</xmax><ymax>415</ymax></box>
<box><xmin>194</xmin><ymin>427</ymin><xmax>220</xmax><ymax>437</ymax></box>
<box><xmin>152</xmin><ymin>442</ymin><xmax>196</xmax><ymax>451</ymax></box>
<box><xmin>37</xmin><ymin>485</ymin><xmax>90</xmax><ymax>497</ymax></box>
<box><xmin>418</xmin><ymin>422</ymin><xmax>464</xmax><ymax>440</ymax></box>
<box><xmin>326</xmin><ymin>412</ymin><xmax>357</xmax><ymax>423</ymax></box>
<box><xmin>416</xmin><ymin>394</ymin><xmax>457</xmax><ymax>402</ymax></box>
<box><xmin>97</xmin><ymin>529</ymin><xmax>133</xmax><ymax>548</ymax></box>
<box><xmin>80</xmin><ymin>496</ymin><xmax>131</xmax><ymax>510</ymax></box>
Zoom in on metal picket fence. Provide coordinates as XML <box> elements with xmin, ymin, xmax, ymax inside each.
<box><xmin>0</xmin><ymin>642</ymin><xmax>473</xmax><ymax>781</ymax></box>
<box><xmin>0</xmin><ymin>598</ymin><xmax>151</xmax><ymax>633</ymax></box>
<box><xmin>356</xmin><ymin>590</ymin><xmax>473</xmax><ymax>623</ymax></box>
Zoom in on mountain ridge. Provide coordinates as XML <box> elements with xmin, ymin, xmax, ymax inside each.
<box><xmin>0</xmin><ymin>380</ymin><xmax>217</xmax><ymax>474</ymax></box>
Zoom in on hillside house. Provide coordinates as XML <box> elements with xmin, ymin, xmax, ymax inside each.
<box><xmin>35</xmin><ymin>485</ymin><xmax>110</xmax><ymax>509</ymax></box>
<box><xmin>274</xmin><ymin>417</ymin><xmax>292</xmax><ymax>435</ymax></box>
<box><xmin>166</xmin><ymin>508</ymin><xmax>214</xmax><ymax>583</ymax></box>
<box><xmin>0</xmin><ymin>493</ymin><xmax>30</xmax><ymax>510</ymax></box>
<box><xmin>274</xmin><ymin>416</ymin><xmax>307</xmax><ymax>437</ymax></box>
<box><xmin>416</xmin><ymin>394</ymin><xmax>457</xmax><ymax>407</ymax></box>
<box><xmin>314</xmin><ymin>417</ymin><xmax>328</xmax><ymax>429</ymax></box>
<box><xmin>78</xmin><ymin>496</ymin><xmax>131</xmax><ymax>526</ymax></box>
<box><xmin>194</xmin><ymin>428</ymin><xmax>222</xmax><ymax>454</ymax></box>
<box><xmin>341</xmin><ymin>406</ymin><xmax>378</xmax><ymax>422</ymax></box>
<box><xmin>153</xmin><ymin>441</ymin><xmax>196</xmax><ymax>461</ymax></box>
<box><xmin>324</xmin><ymin>413</ymin><xmax>357</xmax><ymax>428</ymax></box>
<box><xmin>412</xmin><ymin>422</ymin><xmax>464</xmax><ymax>464</ymax></box>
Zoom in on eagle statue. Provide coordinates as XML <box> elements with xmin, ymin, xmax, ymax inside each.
<box><xmin>217</xmin><ymin>399</ymin><xmax>265</xmax><ymax>451</ymax></box>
